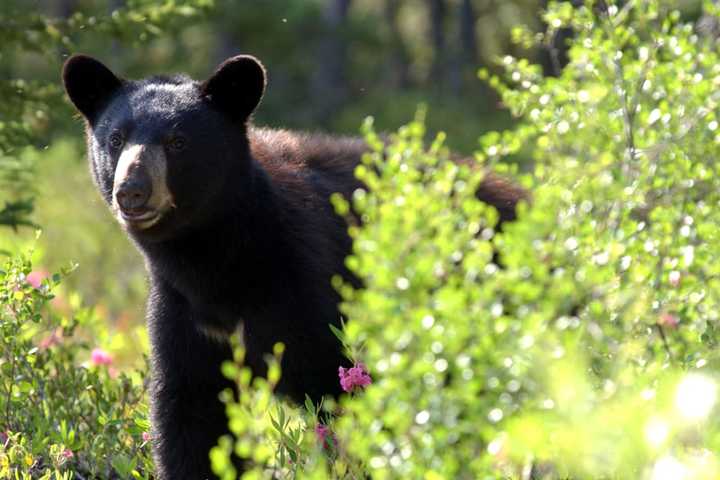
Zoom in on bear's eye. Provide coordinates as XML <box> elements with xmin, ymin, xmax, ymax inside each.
<box><xmin>108</xmin><ymin>132</ymin><xmax>124</xmax><ymax>150</ymax></box>
<box><xmin>168</xmin><ymin>136</ymin><xmax>187</xmax><ymax>152</ymax></box>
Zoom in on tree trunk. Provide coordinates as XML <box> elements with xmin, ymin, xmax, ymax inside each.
<box><xmin>449</xmin><ymin>0</ymin><xmax>477</xmax><ymax>93</ymax></box>
<box><xmin>313</xmin><ymin>0</ymin><xmax>352</xmax><ymax>123</ymax></box>
<box><xmin>427</xmin><ymin>0</ymin><xmax>446</xmax><ymax>86</ymax></box>
<box><xmin>385</xmin><ymin>0</ymin><xmax>411</xmax><ymax>88</ymax></box>
<box><xmin>53</xmin><ymin>0</ymin><xmax>78</xmax><ymax>60</ymax></box>
<box><xmin>54</xmin><ymin>0</ymin><xmax>78</xmax><ymax>18</ymax></box>
<box><xmin>459</xmin><ymin>0</ymin><xmax>477</xmax><ymax>65</ymax></box>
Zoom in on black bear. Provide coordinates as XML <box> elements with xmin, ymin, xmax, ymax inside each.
<box><xmin>62</xmin><ymin>54</ymin><xmax>524</xmax><ymax>479</ymax></box>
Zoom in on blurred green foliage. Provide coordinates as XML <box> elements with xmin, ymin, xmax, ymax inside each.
<box><xmin>210</xmin><ymin>1</ymin><xmax>720</xmax><ymax>478</ymax></box>
<box><xmin>2</xmin><ymin>0</ymin><xmax>720</xmax><ymax>478</ymax></box>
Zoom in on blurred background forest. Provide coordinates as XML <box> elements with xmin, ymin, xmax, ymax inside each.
<box><xmin>0</xmin><ymin>0</ymin><xmax>705</xmax><ymax>366</ymax></box>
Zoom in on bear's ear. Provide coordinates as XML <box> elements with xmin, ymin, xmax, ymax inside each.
<box><xmin>62</xmin><ymin>55</ymin><xmax>123</xmax><ymax>123</ymax></box>
<box><xmin>200</xmin><ymin>55</ymin><xmax>266</xmax><ymax>121</ymax></box>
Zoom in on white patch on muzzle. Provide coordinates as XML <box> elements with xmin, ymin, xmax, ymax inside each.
<box><xmin>113</xmin><ymin>143</ymin><xmax>175</xmax><ymax>230</ymax></box>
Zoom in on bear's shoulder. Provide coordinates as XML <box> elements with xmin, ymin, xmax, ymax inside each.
<box><xmin>249</xmin><ymin>127</ymin><xmax>366</xmax><ymax>171</ymax></box>
<box><xmin>249</xmin><ymin>127</ymin><xmax>366</xmax><ymax>197</ymax></box>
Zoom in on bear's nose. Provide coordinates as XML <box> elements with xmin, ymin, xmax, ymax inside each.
<box><xmin>115</xmin><ymin>165</ymin><xmax>152</xmax><ymax>212</ymax></box>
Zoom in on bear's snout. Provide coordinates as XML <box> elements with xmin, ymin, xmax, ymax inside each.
<box><xmin>111</xmin><ymin>143</ymin><xmax>174</xmax><ymax>231</ymax></box>
<box><xmin>115</xmin><ymin>165</ymin><xmax>152</xmax><ymax>212</ymax></box>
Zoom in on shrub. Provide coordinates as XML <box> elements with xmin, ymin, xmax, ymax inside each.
<box><xmin>0</xmin><ymin>250</ymin><xmax>153</xmax><ymax>478</ymax></box>
<box><xmin>212</xmin><ymin>1</ymin><xmax>720</xmax><ymax>478</ymax></box>
<box><xmin>4</xmin><ymin>1</ymin><xmax>720</xmax><ymax>478</ymax></box>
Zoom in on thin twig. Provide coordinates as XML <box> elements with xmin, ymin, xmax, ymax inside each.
<box><xmin>613</xmin><ymin>55</ymin><xmax>637</xmax><ymax>166</ymax></box>
<box><xmin>3</xmin><ymin>305</ymin><xmax>19</xmax><ymax>431</ymax></box>
<box><xmin>655</xmin><ymin>323</ymin><xmax>674</xmax><ymax>360</ymax></box>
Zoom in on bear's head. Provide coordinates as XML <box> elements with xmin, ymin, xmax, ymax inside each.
<box><xmin>62</xmin><ymin>54</ymin><xmax>266</xmax><ymax>241</ymax></box>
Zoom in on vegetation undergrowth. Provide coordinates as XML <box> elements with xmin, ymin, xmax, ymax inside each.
<box><xmin>211</xmin><ymin>1</ymin><xmax>720</xmax><ymax>479</ymax></box>
<box><xmin>0</xmin><ymin>248</ymin><xmax>153</xmax><ymax>479</ymax></box>
<box><xmin>2</xmin><ymin>0</ymin><xmax>720</xmax><ymax>479</ymax></box>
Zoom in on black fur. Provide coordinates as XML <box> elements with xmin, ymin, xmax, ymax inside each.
<box><xmin>62</xmin><ymin>54</ymin><xmax>525</xmax><ymax>479</ymax></box>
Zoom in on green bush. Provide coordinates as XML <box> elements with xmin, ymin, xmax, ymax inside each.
<box><xmin>0</xmin><ymin>249</ymin><xmax>153</xmax><ymax>479</ymax></box>
<box><xmin>211</xmin><ymin>1</ymin><xmax>720</xmax><ymax>479</ymax></box>
<box><xmin>4</xmin><ymin>0</ymin><xmax>720</xmax><ymax>478</ymax></box>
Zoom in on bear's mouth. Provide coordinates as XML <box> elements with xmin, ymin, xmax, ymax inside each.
<box><xmin>119</xmin><ymin>207</ymin><xmax>163</xmax><ymax>229</ymax></box>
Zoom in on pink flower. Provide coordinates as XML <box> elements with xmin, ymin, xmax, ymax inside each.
<box><xmin>39</xmin><ymin>328</ymin><xmax>63</xmax><ymax>350</ymax></box>
<box><xmin>90</xmin><ymin>348</ymin><xmax>113</xmax><ymax>366</ymax></box>
<box><xmin>338</xmin><ymin>362</ymin><xmax>372</xmax><ymax>393</ymax></box>
<box><xmin>668</xmin><ymin>271</ymin><xmax>681</xmax><ymax>287</ymax></box>
<box><xmin>314</xmin><ymin>424</ymin><xmax>336</xmax><ymax>450</ymax></box>
<box><xmin>142</xmin><ymin>432</ymin><xmax>152</xmax><ymax>443</ymax></box>
<box><xmin>61</xmin><ymin>449</ymin><xmax>74</xmax><ymax>460</ymax></box>
<box><xmin>659</xmin><ymin>312</ymin><xmax>679</xmax><ymax>329</ymax></box>
<box><xmin>26</xmin><ymin>270</ymin><xmax>48</xmax><ymax>289</ymax></box>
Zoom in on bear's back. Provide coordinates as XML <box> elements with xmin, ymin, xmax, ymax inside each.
<box><xmin>249</xmin><ymin>127</ymin><xmax>527</xmax><ymax>225</ymax></box>
<box><xmin>249</xmin><ymin>127</ymin><xmax>366</xmax><ymax>202</ymax></box>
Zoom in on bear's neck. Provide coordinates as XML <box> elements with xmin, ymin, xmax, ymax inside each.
<box><xmin>139</xmin><ymin>158</ymin><xmax>314</xmax><ymax>315</ymax></box>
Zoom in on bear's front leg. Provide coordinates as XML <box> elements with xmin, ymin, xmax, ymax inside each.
<box><xmin>146</xmin><ymin>280</ymin><xmax>235</xmax><ymax>480</ymax></box>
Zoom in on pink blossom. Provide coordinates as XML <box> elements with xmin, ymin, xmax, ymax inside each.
<box><xmin>39</xmin><ymin>328</ymin><xmax>63</xmax><ymax>350</ymax></box>
<box><xmin>61</xmin><ymin>449</ymin><xmax>74</xmax><ymax>460</ymax></box>
<box><xmin>314</xmin><ymin>424</ymin><xmax>336</xmax><ymax>450</ymax></box>
<box><xmin>26</xmin><ymin>270</ymin><xmax>48</xmax><ymax>289</ymax></box>
<box><xmin>90</xmin><ymin>348</ymin><xmax>113</xmax><ymax>366</ymax></box>
<box><xmin>142</xmin><ymin>432</ymin><xmax>152</xmax><ymax>442</ymax></box>
<box><xmin>659</xmin><ymin>312</ymin><xmax>679</xmax><ymax>329</ymax></box>
<box><xmin>338</xmin><ymin>362</ymin><xmax>372</xmax><ymax>393</ymax></box>
<box><xmin>668</xmin><ymin>270</ymin><xmax>681</xmax><ymax>287</ymax></box>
